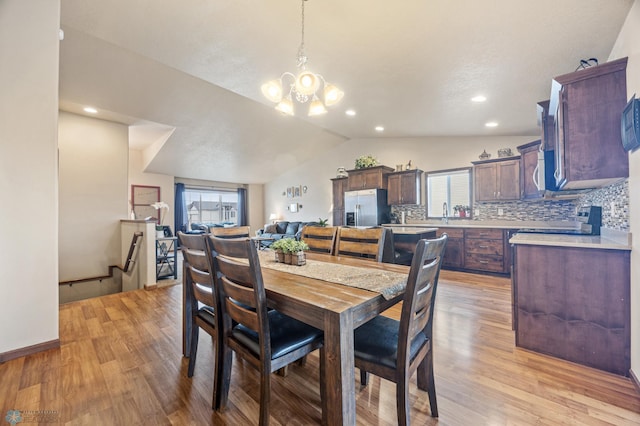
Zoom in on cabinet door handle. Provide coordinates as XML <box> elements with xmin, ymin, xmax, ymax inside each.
<box><xmin>478</xmin><ymin>260</ymin><xmax>489</xmax><ymax>264</ymax></box>
<box><xmin>478</xmin><ymin>245</ymin><xmax>489</xmax><ymax>249</ymax></box>
<box><xmin>532</xmin><ymin>163</ymin><xmax>540</xmax><ymax>190</ymax></box>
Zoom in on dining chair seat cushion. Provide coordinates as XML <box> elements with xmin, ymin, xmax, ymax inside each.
<box><xmin>232</xmin><ymin>310</ymin><xmax>323</xmax><ymax>360</ymax></box>
<box><xmin>354</xmin><ymin>315</ymin><xmax>428</xmax><ymax>370</ymax></box>
<box><xmin>196</xmin><ymin>305</ymin><xmax>216</xmax><ymax>326</ymax></box>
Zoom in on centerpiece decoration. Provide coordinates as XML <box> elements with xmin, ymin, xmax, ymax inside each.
<box><xmin>151</xmin><ymin>201</ymin><xmax>169</xmax><ymax>238</ymax></box>
<box><xmin>271</xmin><ymin>238</ymin><xmax>309</xmax><ymax>266</ymax></box>
<box><xmin>354</xmin><ymin>154</ymin><xmax>378</xmax><ymax>169</ymax></box>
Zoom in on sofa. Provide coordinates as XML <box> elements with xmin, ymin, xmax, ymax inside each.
<box><xmin>257</xmin><ymin>221</ymin><xmax>317</xmax><ymax>247</ymax></box>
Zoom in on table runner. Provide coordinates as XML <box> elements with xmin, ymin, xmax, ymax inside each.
<box><xmin>257</xmin><ymin>251</ymin><xmax>407</xmax><ymax>300</ymax></box>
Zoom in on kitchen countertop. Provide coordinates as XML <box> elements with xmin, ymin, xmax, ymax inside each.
<box><xmin>509</xmin><ymin>228</ymin><xmax>631</xmax><ymax>250</ymax></box>
<box><xmin>384</xmin><ymin>220</ymin><xmax>580</xmax><ymax>230</ymax></box>
<box><xmin>382</xmin><ymin>226</ymin><xmax>438</xmax><ymax>235</ymax></box>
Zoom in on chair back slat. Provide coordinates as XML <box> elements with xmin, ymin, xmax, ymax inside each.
<box><xmin>206</xmin><ymin>236</ymin><xmax>271</xmax><ymax>359</ymax></box>
<box><xmin>210</xmin><ymin>226</ymin><xmax>251</xmax><ymax>239</ymax></box>
<box><xmin>398</xmin><ymin>234</ymin><xmax>448</xmax><ymax>365</ymax></box>
<box><xmin>178</xmin><ymin>232</ymin><xmax>217</xmax><ymax>309</ymax></box>
<box><xmin>301</xmin><ymin>226</ymin><xmax>338</xmax><ymax>254</ymax></box>
<box><xmin>335</xmin><ymin>227</ymin><xmax>386</xmax><ymax>261</ymax></box>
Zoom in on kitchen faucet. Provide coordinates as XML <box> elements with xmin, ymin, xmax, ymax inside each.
<box><xmin>442</xmin><ymin>202</ymin><xmax>448</xmax><ymax>223</ymax></box>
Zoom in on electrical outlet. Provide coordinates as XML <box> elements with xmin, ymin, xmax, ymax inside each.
<box><xmin>407</xmin><ymin>211</ymin><xmax>411</xmax><ymax>216</ymax></box>
<box><xmin>474</xmin><ymin>208</ymin><xmax>479</xmax><ymax>216</ymax></box>
<box><xmin>498</xmin><ymin>208</ymin><xmax>504</xmax><ymax>216</ymax></box>
<box><xmin>610</xmin><ymin>201</ymin><xmax>616</xmax><ymax>216</ymax></box>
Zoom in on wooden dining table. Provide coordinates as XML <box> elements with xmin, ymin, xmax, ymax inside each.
<box><xmin>182</xmin><ymin>251</ymin><xmax>409</xmax><ymax>425</ymax></box>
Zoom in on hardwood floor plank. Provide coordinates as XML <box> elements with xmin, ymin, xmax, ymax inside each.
<box><xmin>1</xmin><ymin>271</ymin><xmax>639</xmax><ymax>425</ymax></box>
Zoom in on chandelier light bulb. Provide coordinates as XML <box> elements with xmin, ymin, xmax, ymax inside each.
<box><xmin>323</xmin><ymin>84</ymin><xmax>344</xmax><ymax>106</ymax></box>
<box><xmin>261</xmin><ymin>80</ymin><xmax>283</xmax><ymax>103</ymax></box>
<box><xmin>308</xmin><ymin>96</ymin><xmax>328</xmax><ymax>116</ymax></box>
<box><xmin>295</xmin><ymin>71</ymin><xmax>320</xmax><ymax>96</ymax></box>
<box><xmin>275</xmin><ymin>95</ymin><xmax>295</xmax><ymax>116</ymax></box>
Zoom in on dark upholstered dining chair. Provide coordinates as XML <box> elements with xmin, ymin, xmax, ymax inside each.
<box><xmin>353</xmin><ymin>234</ymin><xmax>448</xmax><ymax>425</ymax></box>
<box><xmin>334</xmin><ymin>226</ymin><xmax>386</xmax><ymax>261</ymax></box>
<box><xmin>210</xmin><ymin>225</ymin><xmax>251</xmax><ymax>238</ymax></box>
<box><xmin>176</xmin><ymin>232</ymin><xmax>225</xmax><ymax>410</ymax></box>
<box><xmin>300</xmin><ymin>225</ymin><xmax>338</xmax><ymax>255</ymax></box>
<box><xmin>206</xmin><ymin>235</ymin><xmax>324</xmax><ymax>426</ymax></box>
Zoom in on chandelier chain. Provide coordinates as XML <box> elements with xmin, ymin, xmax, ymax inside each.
<box><xmin>296</xmin><ymin>0</ymin><xmax>307</xmax><ymax>69</ymax></box>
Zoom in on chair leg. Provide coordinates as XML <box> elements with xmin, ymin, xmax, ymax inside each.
<box><xmin>297</xmin><ymin>355</ymin><xmax>307</xmax><ymax>367</ymax></box>
<box><xmin>276</xmin><ymin>366</ymin><xmax>289</xmax><ymax>377</ymax></box>
<box><xmin>187</xmin><ymin>322</ymin><xmax>200</xmax><ymax>377</ymax></box>
<box><xmin>396</xmin><ymin>372</ymin><xmax>410</xmax><ymax>426</ymax></box>
<box><xmin>360</xmin><ymin>369</ymin><xmax>369</xmax><ymax>386</ymax></box>
<box><xmin>216</xmin><ymin>345</ymin><xmax>233</xmax><ymax>411</ymax></box>
<box><xmin>259</xmin><ymin>368</ymin><xmax>271</xmax><ymax>426</ymax></box>
<box><xmin>417</xmin><ymin>351</ymin><xmax>438</xmax><ymax>417</ymax></box>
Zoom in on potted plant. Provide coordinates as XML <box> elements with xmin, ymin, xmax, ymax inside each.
<box><xmin>271</xmin><ymin>238</ymin><xmax>290</xmax><ymax>263</ymax></box>
<box><xmin>289</xmin><ymin>239</ymin><xmax>309</xmax><ymax>266</ymax></box>
<box><xmin>354</xmin><ymin>154</ymin><xmax>378</xmax><ymax>169</ymax></box>
<box><xmin>317</xmin><ymin>218</ymin><xmax>329</xmax><ymax>227</ymax></box>
<box><xmin>151</xmin><ymin>201</ymin><xmax>169</xmax><ymax>238</ymax></box>
<box><xmin>454</xmin><ymin>205</ymin><xmax>470</xmax><ymax>217</ymax></box>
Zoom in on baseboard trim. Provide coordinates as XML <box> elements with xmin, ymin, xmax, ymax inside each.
<box><xmin>144</xmin><ymin>283</ymin><xmax>158</xmax><ymax>290</ymax></box>
<box><xmin>0</xmin><ymin>339</ymin><xmax>60</xmax><ymax>363</ymax></box>
<box><xmin>630</xmin><ymin>368</ymin><xmax>640</xmax><ymax>394</ymax></box>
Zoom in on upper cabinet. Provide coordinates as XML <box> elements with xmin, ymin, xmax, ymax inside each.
<box><xmin>346</xmin><ymin>165</ymin><xmax>394</xmax><ymax>191</ymax></box>
<box><xmin>331</xmin><ymin>177</ymin><xmax>348</xmax><ymax>226</ymax></box>
<box><xmin>517</xmin><ymin>140</ymin><xmax>543</xmax><ymax>200</ymax></box>
<box><xmin>536</xmin><ymin>100</ymin><xmax>555</xmax><ymax>151</ymax></box>
<box><xmin>472</xmin><ymin>157</ymin><xmax>521</xmax><ymax>202</ymax></box>
<box><xmin>387</xmin><ymin>169</ymin><xmax>423</xmax><ymax>205</ymax></box>
<box><xmin>550</xmin><ymin>57</ymin><xmax>629</xmax><ymax>190</ymax></box>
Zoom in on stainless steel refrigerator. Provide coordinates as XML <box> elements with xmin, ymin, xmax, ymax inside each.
<box><xmin>344</xmin><ymin>189</ymin><xmax>390</xmax><ymax>227</ymax></box>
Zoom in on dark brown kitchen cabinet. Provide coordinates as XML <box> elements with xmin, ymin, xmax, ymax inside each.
<box><xmin>387</xmin><ymin>169</ymin><xmax>422</xmax><ymax>205</ymax></box>
<box><xmin>550</xmin><ymin>57</ymin><xmax>629</xmax><ymax>190</ymax></box>
<box><xmin>464</xmin><ymin>228</ymin><xmax>505</xmax><ymax>273</ymax></box>
<box><xmin>435</xmin><ymin>227</ymin><xmax>464</xmax><ymax>269</ymax></box>
<box><xmin>513</xmin><ymin>243</ymin><xmax>630</xmax><ymax>376</ymax></box>
<box><xmin>536</xmin><ymin>100</ymin><xmax>555</xmax><ymax>151</ymax></box>
<box><xmin>472</xmin><ymin>158</ymin><xmax>521</xmax><ymax>201</ymax></box>
<box><xmin>346</xmin><ymin>165</ymin><xmax>394</xmax><ymax>191</ymax></box>
<box><xmin>331</xmin><ymin>177</ymin><xmax>348</xmax><ymax>226</ymax></box>
<box><xmin>517</xmin><ymin>140</ymin><xmax>543</xmax><ymax>200</ymax></box>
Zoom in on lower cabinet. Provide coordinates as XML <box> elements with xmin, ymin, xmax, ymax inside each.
<box><xmin>436</xmin><ymin>227</ymin><xmax>510</xmax><ymax>275</ymax></box>
<box><xmin>513</xmin><ymin>244</ymin><xmax>630</xmax><ymax>376</ymax></box>
<box><xmin>435</xmin><ymin>228</ymin><xmax>464</xmax><ymax>269</ymax></box>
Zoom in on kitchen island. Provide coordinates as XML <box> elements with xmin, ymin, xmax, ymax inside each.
<box><xmin>510</xmin><ymin>230</ymin><xmax>631</xmax><ymax>376</ymax></box>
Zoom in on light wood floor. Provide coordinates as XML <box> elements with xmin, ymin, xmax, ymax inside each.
<box><xmin>2</xmin><ymin>271</ymin><xmax>640</xmax><ymax>425</ymax></box>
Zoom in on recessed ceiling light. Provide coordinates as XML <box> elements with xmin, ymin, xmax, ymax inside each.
<box><xmin>345</xmin><ymin>109</ymin><xmax>356</xmax><ymax>116</ymax></box>
<box><xmin>472</xmin><ymin>95</ymin><xmax>487</xmax><ymax>103</ymax></box>
<box><xmin>485</xmin><ymin>121</ymin><xmax>498</xmax><ymax>128</ymax></box>
<box><xmin>375</xmin><ymin>126</ymin><xmax>384</xmax><ymax>132</ymax></box>
<box><xmin>83</xmin><ymin>107</ymin><xmax>98</xmax><ymax>114</ymax></box>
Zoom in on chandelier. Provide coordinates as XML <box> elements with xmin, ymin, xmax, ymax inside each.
<box><xmin>261</xmin><ymin>0</ymin><xmax>344</xmax><ymax>116</ymax></box>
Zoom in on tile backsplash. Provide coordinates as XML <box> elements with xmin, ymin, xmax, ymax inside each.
<box><xmin>391</xmin><ymin>179</ymin><xmax>629</xmax><ymax>231</ymax></box>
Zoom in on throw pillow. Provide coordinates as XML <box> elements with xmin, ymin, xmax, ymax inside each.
<box><xmin>264</xmin><ymin>223</ymin><xmax>277</xmax><ymax>234</ymax></box>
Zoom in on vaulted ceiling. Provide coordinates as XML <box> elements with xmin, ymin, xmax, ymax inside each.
<box><xmin>58</xmin><ymin>0</ymin><xmax>633</xmax><ymax>184</ymax></box>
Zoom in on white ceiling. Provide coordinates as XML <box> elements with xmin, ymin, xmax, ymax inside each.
<box><xmin>58</xmin><ymin>0</ymin><xmax>634</xmax><ymax>184</ymax></box>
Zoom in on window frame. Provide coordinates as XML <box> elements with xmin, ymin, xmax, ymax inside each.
<box><xmin>425</xmin><ymin>166</ymin><xmax>473</xmax><ymax>219</ymax></box>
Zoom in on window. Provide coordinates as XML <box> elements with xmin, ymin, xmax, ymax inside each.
<box><xmin>184</xmin><ymin>188</ymin><xmax>238</xmax><ymax>228</ymax></box>
<box><xmin>426</xmin><ymin>167</ymin><xmax>472</xmax><ymax>218</ymax></box>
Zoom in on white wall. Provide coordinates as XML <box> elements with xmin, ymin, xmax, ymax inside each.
<box><xmin>58</xmin><ymin>112</ymin><xmax>129</xmax><ymax>303</ymax></box>
<box><xmin>264</xmin><ymin>135</ymin><xmax>535</xmax><ymax>224</ymax></box>
<box><xmin>609</xmin><ymin>0</ymin><xmax>640</xmax><ymax>379</ymax></box>
<box><xmin>0</xmin><ymin>0</ymin><xmax>60</xmax><ymax>353</ymax></box>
